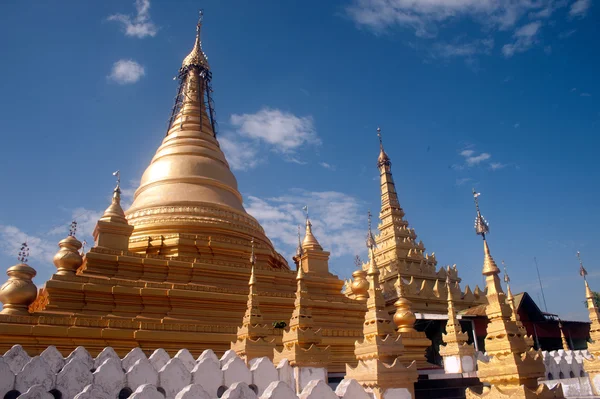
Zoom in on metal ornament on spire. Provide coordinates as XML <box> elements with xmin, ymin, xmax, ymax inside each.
<box><xmin>17</xmin><ymin>242</ymin><xmax>29</xmax><ymax>263</ymax></box>
<box><xmin>296</xmin><ymin>225</ymin><xmax>303</xmax><ymax>258</ymax></box>
<box><xmin>302</xmin><ymin>205</ymin><xmax>309</xmax><ymax>222</ymax></box>
<box><xmin>578</xmin><ymin>251</ymin><xmax>588</xmax><ymax>280</ymax></box>
<box><xmin>250</xmin><ymin>238</ymin><xmax>256</xmax><ymax>266</ymax></box>
<box><xmin>503</xmin><ymin>260</ymin><xmax>510</xmax><ymax>284</ymax></box>
<box><xmin>112</xmin><ymin>170</ymin><xmax>121</xmax><ymax>194</ymax></box>
<box><xmin>366</xmin><ymin>210</ymin><xmax>376</xmax><ymax>250</ymax></box>
<box><xmin>69</xmin><ymin>221</ymin><xmax>78</xmax><ymax>237</ymax></box>
<box><xmin>473</xmin><ymin>189</ymin><xmax>489</xmax><ymax>239</ymax></box>
<box><xmin>377</xmin><ymin>127</ymin><xmax>383</xmax><ymax>149</ymax></box>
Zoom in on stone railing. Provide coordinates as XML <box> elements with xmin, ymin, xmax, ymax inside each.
<box><xmin>0</xmin><ymin>345</ymin><xmax>400</xmax><ymax>399</ymax></box>
<box><xmin>542</xmin><ymin>350</ymin><xmax>590</xmax><ymax>380</ymax></box>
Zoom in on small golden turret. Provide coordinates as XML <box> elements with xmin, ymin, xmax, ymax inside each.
<box><xmin>273</xmin><ymin>252</ymin><xmax>330</xmax><ymax>367</ymax></box>
<box><xmin>351</xmin><ymin>270</ymin><xmax>369</xmax><ymax>302</ymax></box>
<box><xmin>503</xmin><ymin>261</ymin><xmax>534</xmax><ymax>348</ymax></box>
<box><xmin>578</xmin><ymin>253</ymin><xmax>600</xmax><ymax>388</ymax></box>
<box><xmin>302</xmin><ymin>208</ymin><xmax>322</xmax><ymax>251</ymax></box>
<box><xmin>231</xmin><ymin>239</ymin><xmax>275</xmax><ymax>363</ymax></box>
<box><xmin>345</xmin><ymin>212</ymin><xmax>417</xmax><ymax>399</ymax></box>
<box><xmin>467</xmin><ymin>190</ymin><xmax>561</xmax><ymax>399</ymax></box>
<box><xmin>439</xmin><ymin>273</ymin><xmax>475</xmax><ymax>372</ymax></box>
<box><xmin>559</xmin><ymin>322</ymin><xmax>570</xmax><ymax>351</ymax></box>
<box><xmin>93</xmin><ymin>171</ymin><xmax>134</xmax><ymax>251</ymax></box>
<box><xmin>53</xmin><ymin>221</ymin><xmax>83</xmax><ymax>276</ymax></box>
<box><xmin>0</xmin><ymin>243</ymin><xmax>37</xmax><ymax>316</ymax></box>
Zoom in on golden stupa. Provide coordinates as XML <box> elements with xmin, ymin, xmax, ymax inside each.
<box><xmin>0</xmin><ymin>14</ymin><xmax>484</xmax><ymax>373</ymax></box>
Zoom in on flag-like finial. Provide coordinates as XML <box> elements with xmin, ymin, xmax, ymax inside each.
<box><xmin>302</xmin><ymin>205</ymin><xmax>309</xmax><ymax>222</ymax></box>
<box><xmin>377</xmin><ymin>127</ymin><xmax>383</xmax><ymax>149</ymax></box>
<box><xmin>473</xmin><ymin>188</ymin><xmax>489</xmax><ymax>239</ymax></box>
<box><xmin>354</xmin><ymin>255</ymin><xmax>363</xmax><ymax>269</ymax></box>
<box><xmin>296</xmin><ymin>225</ymin><xmax>303</xmax><ymax>257</ymax></box>
<box><xmin>366</xmin><ymin>210</ymin><xmax>376</xmax><ymax>250</ymax></box>
<box><xmin>81</xmin><ymin>240</ymin><xmax>87</xmax><ymax>256</ymax></box>
<box><xmin>503</xmin><ymin>260</ymin><xmax>510</xmax><ymax>284</ymax></box>
<box><xmin>69</xmin><ymin>221</ymin><xmax>77</xmax><ymax>237</ymax></box>
<box><xmin>17</xmin><ymin>242</ymin><xmax>29</xmax><ymax>263</ymax></box>
<box><xmin>112</xmin><ymin>170</ymin><xmax>121</xmax><ymax>194</ymax></box>
<box><xmin>578</xmin><ymin>251</ymin><xmax>588</xmax><ymax>280</ymax></box>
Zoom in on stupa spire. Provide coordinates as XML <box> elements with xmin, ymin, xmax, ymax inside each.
<box><xmin>439</xmin><ymin>273</ymin><xmax>474</xmax><ymax>371</ymax></box>
<box><xmin>345</xmin><ymin>212</ymin><xmax>418</xmax><ymax>398</ymax></box>
<box><xmin>231</xmin><ymin>238</ymin><xmax>275</xmax><ymax>363</ymax></box>
<box><xmin>181</xmin><ymin>10</ymin><xmax>209</xmax><ymax>70</ymax></box>
<box><xmin>466</xmin><ymin>191</ymin><xmax>556</xmax><ymax>399</ymax></box>
<box><xmin>503</xmin><ymin>261</ymin><xmax>534</xmax><ymax>348</ymax></box>
<box><xmin>0</xmin><ymin>242</ymin><xmax>38</xmax><ymax>316</ymax></box>
<box><xmin>302</xmin><ymin>206</ymin><xmax>322</xmax><ymax>250</ymax></box>
<box><xmin>273</xmin><ymin>253</ymin><xmax>330</xmax><ymax>367</ymax></box>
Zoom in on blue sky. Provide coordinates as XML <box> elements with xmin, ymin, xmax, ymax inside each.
<box><xmin>0</xmin><ymin>0</ymin><xmax>598</xmax><ymax>321</ymax></box>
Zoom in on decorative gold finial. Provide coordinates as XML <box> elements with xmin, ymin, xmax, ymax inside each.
<box><xmin>578</xmin><ymin>251</ymin><xmax>588</xmax><ymax>281</ymax></box>
<box><xmin>472</xmin><ymin>189</ymin><xmax>489</xmax><ymax>239</ymax></box>
<box><xmin>502</xmin><ymin>260</ymin><xmax>510</xmax><ymax>284</ymax></box>
<box><xmin>182</xmin><ymin>10</ymin><xmax>209</xmax><ymax>69</ymax></box>
<box><xmin>376</xmin><ymin>127</ymin><xmax>391</xmax><ymax>168</ymax></box>
<box><xmin>249</xmin><ymin>238</ymin><xmax>256</xmax><ymax>266</ymax></box>
<box><xmin>301</xmin><ymin>206</ymin><xmax>322</xmax><ymax>249</ymax></box>
<box><xmin>0</xmin><ymin>242</ymin><xmax>38</xmax><ymax>315</ymax></box>
<box><xmin>99</xmin><ymin>171</ymin><xmax>127</xmax><ymax>223</ymax></box>
<box><xmin>54</xmin><ymin>221</ymin><xmax>83</xmax><ymax>276</ymax></box>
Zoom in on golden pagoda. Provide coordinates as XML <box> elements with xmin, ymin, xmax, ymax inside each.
<box><xmin>231</xmin><ymin>239</ymin><xmax>275</xmax><ymax>363</ymax></box>
<box><xmin>466</xmin><ymin>191</ymin><xmax>563</xmax><ymax>399</ymax></box>
<box><xmin>0</xmin><ymin>13</ymin><xmax>367</xmax><ymax>373</ymax></box>
<box><xmin>346</xmin><ymin>128</ymin><xmax>486</xmax><ymax>317</ymax></box>
<box><xmin>345</xmin><ymin>215</ymin><xmax>418</xmax><ymax>398</ymax></box>
<box><xmin>439</xmin><ymin>273</ymin><xmax>475</xmax><ymax>373</ymax></box>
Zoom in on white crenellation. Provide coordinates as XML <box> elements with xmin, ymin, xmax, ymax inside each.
<box><xmin>56</xmin><ymin>358</ymin><xmax>93</xmax><ymax>399</ymax></box>
<box><xmin>159</xmin><ymin>358</ymin><xmax>192</xmax><ymax>399</ymax></box>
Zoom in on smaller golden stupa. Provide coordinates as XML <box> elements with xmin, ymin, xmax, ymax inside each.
<box><xmin>345</xmin><ymin>213</ymin><xmax>418</xmax><ymax>399</ymax></box>
<box><xmin>0</xmin><ymin>243</ymin><xmax>37</xmax><ymax>316</ymax></box>
<box><xmin>439</xmin><ymin>273</ymin><xmax>475</xmax><ymax>373</ymax></box>
<box><xmin>466</xmin><ymin>190</ymin><xmax>563</xmax><ymax>399</ymax></box>
<box><xmin>231</xmin><ymin>239</ymin><xmax>275</xmax><ymax>363</ymax></box>
<box><xmin>503</xmin><ymin>261</ymin><xmax>535</xmax><ymax>349</ymax></box>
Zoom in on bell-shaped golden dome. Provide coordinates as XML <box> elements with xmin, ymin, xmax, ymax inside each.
<box><xmin>125</xmin><ymin>16</ymin><xmax>286</xmax><ymax>268</ymax></box>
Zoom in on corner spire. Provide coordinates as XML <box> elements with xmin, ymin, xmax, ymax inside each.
<box><xmin>0</xmin><ymin>242</ymin><xmax>38</xmax><ymax>315</ymax></box>
<box><xmin>99</xmin><ymin>170</ymin><xmax>127</xmax><ymax>224</ymax></box>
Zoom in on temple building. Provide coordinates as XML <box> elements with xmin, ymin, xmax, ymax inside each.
<box><xmin>0</xmin><ymin>13</ymin><xmax>590</xmax><ymax>389</ymax></box>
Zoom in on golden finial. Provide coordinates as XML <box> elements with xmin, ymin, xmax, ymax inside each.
<box><xmin>182</xmin><ymin>10</ymin><xmax>209</xmax><ymax>69</ymax></box>
<box><xmin>301</xmin><ymin>206</ymin><xmax>321</xmax><ymax>249</ymax></box>
<box><xmin>351</xmin><ymin>255</ymin><xmax>368</xmax><ymax>300</ymax></box>
<box><xmin>99</xmin><ymin>171</ymin><xmax>127</xmax><ymax>223</ymax></box>
<box><xmin>0</xmin><ymin>242</ymin><xmax>38</xmax><ymax>315</ymax></box>
<box><xmin>249</xmin><ymin>238</ymin><xmax>256</xmax><ymax>266</ymax></box>
<box><xmin>503</xmin><ymin>260</ymin><xmax>510</xmax><ymax>284</ymax></box>
<box><xmin>376</xmin><ymin>127</ymin><xmax>391</xmax><ymax>168</ymax></box>
<box><xmin>472</xmin><ymin>189</ymin><xmax>489</xmax><ymax>239</ymax></box>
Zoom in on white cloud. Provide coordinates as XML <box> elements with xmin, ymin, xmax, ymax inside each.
<box><xmin>220</xmin><ymin>108</ymin><xmax>320</xmax><ymax>170</ymax></box>
<box><xmin>580</xmin><ymin>92</ymin><xmax>592</xmax><ymax>97</ymax></box>
<box><xmin>246</xmin><ymin>190</ymin><xmax>367</xmax><ymax>260</ymax></box>
<box><xmin>231</xmin><ymin>108</ymin><xmax>320</xmax><ymax>154</ymax></box>
<box><xmin>569</xmin><ymin>0</ymin><xmax>591</xmax><ymax>17</ymax></box>
<box><xmin>455</xmin><ymin>177</ymin><xmax>473</xmax><ymax>186</ymax></box>
<box><xmin>219</xmin><ymin>135</ymin><xmax>262</xmax><ymax>171</ymax></box>
<box><xmin>462</xmin><ymin>151</ymin><xmax>491</xmax><ymax>166</ymax></box>
<box><xmin>319</xmin><ymin>162</ymin><xmax>335</xmax><ymax>170</ymax></box>
<box><xmin>502</xmin><ymin>21</ymin><xmax>543</xmax><ymax>57</ymax></box>
<box><xmin>490</xmin><ymin>162</ymin><xmax>507</xmax><ymax>170</ymax></box>
<box><xmin>108</xmin><ymin>0</ymin><xmax>158</xmax><ymax>38</ymax></box>
<box><xmin>0</xmin><ymin>225</ymin><xmax>56</xmax><ymax>264</ymax></box>
<box><xmin>460</xmin><ymin>149</ymin><xmax>475</xmax><ymax>157</ymax></box>
<box><xmin>432</xmin><ymin>38</ymin><xmax>494</xmax><ymax>59</ymax></box>
<box><xmin>346</xmin><ymin>0</ymin><xmax>561</xmax><ymax>36</ymax></box>
<box><xmin>108</xmin><ymin>60</ymin><xmax>145</xmax><ymax>84</ymax></box>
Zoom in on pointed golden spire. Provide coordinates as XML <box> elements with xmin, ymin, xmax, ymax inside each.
<box><xmin>302</xmin><ymin>206</ymin><xmax>322</xmax><ymax>250</ymax></box>
<box><xmin>99</xmin><ymin>170</ymin><xmax>127</xmax><ymax>224</ymax></box>
<box><xmin>440</xmin><ymin>273</ymin><xmax>473</xmax><ymax>362</ymax></box>
<box><xmin>231</xmin><ymin>238</ymin><xmax>274</xmax><ymax>363</ymax></box>
<box><xmin>465</xmin><ymin>190</ymin><xmax>551</xmax><ymax>398</ymax></box>
<box><xmin>181</xmin><ymin>10</ymin><xmax>209</xmax><ymax>69</ymax></box>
